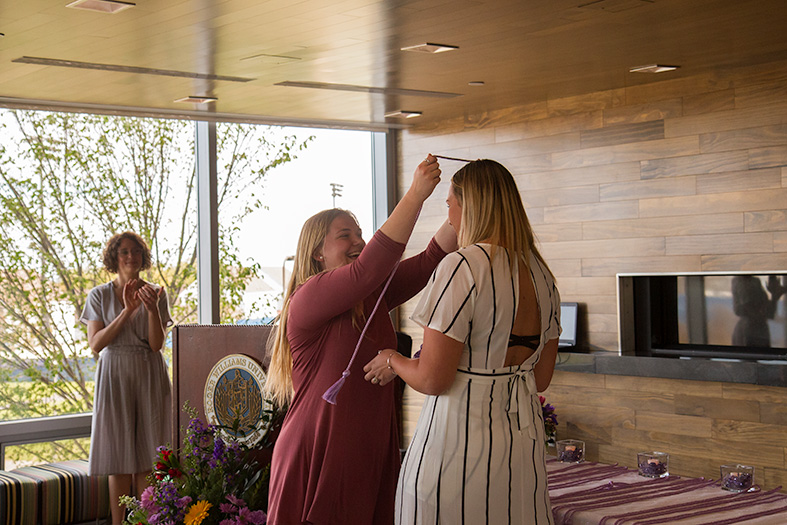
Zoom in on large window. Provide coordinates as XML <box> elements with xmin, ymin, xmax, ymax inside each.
<box><xmin>221</xmin><ymin>126</ymin><xmax>374</xmax><ymax>322</ymax></box>
<box><xmin>0</xmin><ymin>109</ymin><xmax>200</xmax><ymax>467</ymax></box>
<box><xmin>0</xmin><ymin>109</ymin><xmax>378</xmax><ymax>468</ymax></box>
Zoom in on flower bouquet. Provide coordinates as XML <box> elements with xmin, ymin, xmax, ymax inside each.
<box><xmin>121</xmin><ymin>403</ymin><xmax>278</xmax><ymax>525</ymax></box>
<box><xmin>539</xmin><ymin>395</ymin><xmax>558</xmax><ymax>446</ymax></box>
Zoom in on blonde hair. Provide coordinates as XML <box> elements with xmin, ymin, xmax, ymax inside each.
<box><xmin>264</xmin><ymin>208</ymin><xmax>360</xmax><ymax>408</ymax></box>
<box><xmin>451</xmin><ymin>159</ymin><xmax>553</xmax><ymax>278</ymax></box>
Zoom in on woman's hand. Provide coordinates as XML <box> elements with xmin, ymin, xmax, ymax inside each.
<box><xmin>379</xmin><ymin>154</ymin><xmax>441</xmax><ymax>244</ymax></box>
<box><xmin>408</xmin><ymin>154</ymin><xmax>442</xmax><ymax>204</ymax></box>
<box><xmin>137</xmin><ymin>284</ymin><xmax>163</xmax><ymax>313</ymax></box>
<box><xmin>363</xmin><ymin>350</ymin><xmax>399</xmax><ymax>386</ymax></box>
<box><xmin>767</xmin><ymin>275</ymin><xmax>786</xmax><ymax>299</ymax></box>
<box><xmin>123</xmin><ymin>279</ymin><xmax>142</xmax><ymax>312</ymax></box>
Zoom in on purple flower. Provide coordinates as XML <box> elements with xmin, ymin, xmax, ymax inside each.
<box><xmin>220</xmin><ymin>502</ymin><xmax>238</xmax><ymax>513</ymax></box>
<box><xmin>151</xmin><ymin>481</ymin><xmax>189</xmax><ymax>522</ymax></box>
<box><xmin>140</xmin><ymin>486</ymin><xmax>158</xmax><ymax>511</ymax></box>
<box><xmin>234</xmin><ymin>507</ymin><xmax>267</xmax><ymax>524</ymax></box>
<box><xmin>228</xmin><ymin>441</ymin><xmax>242</xmax><ymax>460</ymax></box>
<box><xmin>209</xmin><ymin>437</ymin><xmax>228</xmax><ymax>468</ymax></box>
<box><xmin>238</xmin><ymin>507</ymin><xmax>252</xmax><ymax>522</ymax></box>
<box><xmin>227</xmin><ymin>494</ymin><xmax>246</xmax><ymax>507</ymax></box>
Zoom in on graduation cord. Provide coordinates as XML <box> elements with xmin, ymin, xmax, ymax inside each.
<box><xmin>321</xmin><ymin>258</ymin><xmax>401</xmax><ymax>405</ymax></box>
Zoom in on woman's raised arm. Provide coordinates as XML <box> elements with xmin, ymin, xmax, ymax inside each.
<box><xmin>378</xmin><ymin>154</ymin><xmax>442</xmax><ymax>244</ymax></box>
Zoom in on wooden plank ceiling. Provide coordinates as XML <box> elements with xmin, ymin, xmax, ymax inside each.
<box><xmin>0</xmin><ymin>0</ymin><xmax>786</xmax><ymax>129</ymax></box>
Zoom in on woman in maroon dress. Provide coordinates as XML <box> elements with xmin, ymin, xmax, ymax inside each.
<box><xmin>265</xmin><ymin>155</ymin><xmax>457</xmax><ymax>524</ymax></box>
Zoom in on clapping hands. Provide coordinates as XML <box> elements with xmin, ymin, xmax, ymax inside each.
<box><xmin>123</xmin><ymin>279</ymin><xmax>163</xmax><ymax>313</ymax></box>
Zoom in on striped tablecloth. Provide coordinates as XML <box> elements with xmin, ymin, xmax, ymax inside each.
<box><xmin>547</xmin><ymin>458</ymin><xmax>787</xmax><ymax>525</ymax></box>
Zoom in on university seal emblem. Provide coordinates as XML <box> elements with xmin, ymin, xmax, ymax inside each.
<box><xmin>204</xmin><ymin>353</ymin><xmax>271</xmax><ymax>446</ymax></box>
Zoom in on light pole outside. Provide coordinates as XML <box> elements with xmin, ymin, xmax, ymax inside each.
<box><xmin>330</xmin><ymin>182</ymin><xmax>343</xmax><ymax>207</ymax></box>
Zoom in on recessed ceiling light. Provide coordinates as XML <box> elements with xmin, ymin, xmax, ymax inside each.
<box><xmin>401</xmin><ymin>43</ymin><xmax>459</xmax><ymax>54</ymax></box>
<box><xmin>276</xmin><ymin>80</ymin><xmax>460</xmax><ymax>98</ymax></box>
<box><xmin>468</xmin><ymin>81</ymin><xmax>485</xmax><ymax>86</ymax></box>
<box><xmin>240</xmin><ymin>53</ymin><xmax>301</xmax><ymax>65</ymax></box>
<box><xmin>384</xmin><ymin>110</ymin><xmax>422</xmax><ymax>119</ymax></box>
<box><xmin>629</xmin><ymin>64</ymin><xmax>680</xmax><ymax>73</ymax></box>
<box><xmin>174</xmin><ymin>96</ymin><xmax>217</xmax><ymax>104</ymax></box>
<box><xmin>13</xmin><ymin>56</ymin><xmax>253</xmax><ymax>82</ymax></box>
<box><xmin>66</xmin><ymin>0</ymin><xmax>135</xmax><ymax>14</ymax></box>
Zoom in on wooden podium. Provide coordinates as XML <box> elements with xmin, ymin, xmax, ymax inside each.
<box><xmin>171</xmin><ymin>324</ymin><xmax>275</xmax><ymax>463</ymax></box>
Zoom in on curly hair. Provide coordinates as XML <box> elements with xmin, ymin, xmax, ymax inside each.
<box><xmin>102</xmin><ymin>231</ymin><xmax>152</xmax><ymax>274</ymax></box>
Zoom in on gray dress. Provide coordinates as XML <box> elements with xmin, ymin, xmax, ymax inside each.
<box><xmin>80</xmin><ymin>282</ymin><xmax>173</xmax><ymax>475</ymax></box>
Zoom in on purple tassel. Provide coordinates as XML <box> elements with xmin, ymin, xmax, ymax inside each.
<box><xmin>321</xmin><ymin>208</ymin><xmax>419</xmax><ymax>405</ymax></box>
<box><xmin>321</xmin><ymin>258</ymin><xmax>402</xmax><ymax>404</ymax></box>
<box><xmin>322</xmin><ymin>370</ymin><xmax>350</xmax><ymax>405</ymax></box>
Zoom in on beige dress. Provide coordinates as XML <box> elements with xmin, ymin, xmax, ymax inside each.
<box><xmin>80</xmin><ymin>282</ymin><xmax>172</xmax><ymax>475</ymax></box>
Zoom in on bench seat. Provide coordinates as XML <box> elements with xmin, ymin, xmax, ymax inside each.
<box><xmin>0</xmin><ymin>469</ymin><xmax>38</xmax><ymax>525</ymax></box>
<box><xmin>1</xmin><ymin>460</ymin><xmax>110</xmax><ymax>525</ymax></box>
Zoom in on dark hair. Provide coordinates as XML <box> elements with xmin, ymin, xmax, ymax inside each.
<box><xmin>102</xmin><ymin>231</ymin><xmax>152</xmax><ymax>273</ymax></box>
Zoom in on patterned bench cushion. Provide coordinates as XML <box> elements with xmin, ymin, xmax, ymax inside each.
<box><xmin>11</xmin><ymin>459</ymin><xmax>110</xmax><ymax>525</ymax></box>
<box><xmin>0</xmin><ymin>470</ymin><xmax>38</xmax><ymax>525</ymax></box>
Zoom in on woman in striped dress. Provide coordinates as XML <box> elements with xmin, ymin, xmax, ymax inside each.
<box><xmin>365</xmin><ymin>159</ymin><xmax>561</xmax><ymax>524</ymax></box>
<box><xmin>80</xmin><ymin>232</ymin><xmax>172</xmax><ymax>525</ymax></box>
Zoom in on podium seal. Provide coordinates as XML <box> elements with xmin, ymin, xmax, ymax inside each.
<box><xmin>204</xmin><ymin>353</ymin><xmax>271</xmax><ymax>446</ymax></box>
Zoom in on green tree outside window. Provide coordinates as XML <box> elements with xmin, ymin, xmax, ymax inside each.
<box><xmin>0</xmin><ymin>109</ymin><xmax>310</xmax><ymax>466</ymax></box>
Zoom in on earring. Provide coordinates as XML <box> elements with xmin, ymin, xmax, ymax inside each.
<box><xmin>318</xmin><ymin>256</ymin><xmax>323</xmax><ymax>260</ymax></box>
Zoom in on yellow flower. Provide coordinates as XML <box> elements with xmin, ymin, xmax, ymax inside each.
<box><xmin>184</xmin><ymin>500</ymin><xmax>212</xmax><ymax>525</ymax></box>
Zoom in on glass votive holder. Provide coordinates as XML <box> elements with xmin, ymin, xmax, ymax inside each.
<box><xmin>556</xmin><ymin>439</ymin><xmax>585</xmax><ymax>463</ymax></box>
<box><xmin>720</xmin><ymin>464</ymin><xmax>754</xmax><ymax>492</ymax></box>
<box><xmin>637</xmin><ymin>451</ymin><xmax>669</xmax><ymax>478</ymax></box>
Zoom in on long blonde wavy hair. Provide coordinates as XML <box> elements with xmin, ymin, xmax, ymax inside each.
<box><xmin>451</xmin><ymin>159</ymin><xmax>553</xmax><ymax>278</ymax></box>
<box><xmin>264</xmin><ymin>208</ymin><xmax>361</xmax><ymax>408</ymax></box>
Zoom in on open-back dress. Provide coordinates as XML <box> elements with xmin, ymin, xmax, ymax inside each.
<box><xmin>397</xmin><ymin>243</ymin><xmax>561</xmax><ymax>525</ymax></box>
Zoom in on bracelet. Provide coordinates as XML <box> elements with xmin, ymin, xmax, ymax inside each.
<box><xmin>387</xmin><ymin>352</ymin><xmax>397</xmax><ymax>376</ymax></box>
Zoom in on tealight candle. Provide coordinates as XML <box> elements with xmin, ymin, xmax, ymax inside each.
<box><xmin>637</xmin><ymin>452</ymin><xmax>669</xmax><ymax>478</ymax></box>
<box><xmin>720</xmin><ymin>464</ymin><xmax>754</xmax><ymax>492</ymax></box>
<box><xmin>556</xmin><ymin>439</ymin><xmax>585</xmax><ymax>463</ymax></box>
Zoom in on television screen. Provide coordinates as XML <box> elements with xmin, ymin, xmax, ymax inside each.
<box><xmin>677</xmin><ymin>275</ymin><xmax>787</xmax><ymax>350</ymax></box>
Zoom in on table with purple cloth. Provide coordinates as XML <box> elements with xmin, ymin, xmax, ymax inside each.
<box><xmin>547</xmin><ymin>458</ymin><xmax>787</xmax><ymax>525</ymax></box>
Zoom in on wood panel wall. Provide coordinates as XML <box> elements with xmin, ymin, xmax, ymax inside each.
<box><xmin>395</xmin><ymin>58</ymin><xmax>787</xmax><ymax>490</ymax></box>
<box><xmin>546</xmin><ymin>370</ymin><xmax>787</xmax><ymax>492</ymax></box>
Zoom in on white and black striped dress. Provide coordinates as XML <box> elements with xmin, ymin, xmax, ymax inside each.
<box><xmin>397</xmin><ymin>243</ymin><xmax>560</xmax><ymax>525</ymax></box>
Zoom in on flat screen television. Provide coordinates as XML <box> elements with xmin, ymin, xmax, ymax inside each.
<box><xmin>618</xmin><ymin>273</ymin><xmax>787</xmax><ymax>361</ymax></box>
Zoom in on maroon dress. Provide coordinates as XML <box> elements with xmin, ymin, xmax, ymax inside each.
<box><xmin>267</xmin><ymin>231</ymin><xmax>447</xmax><ymax>525</ymax></box>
